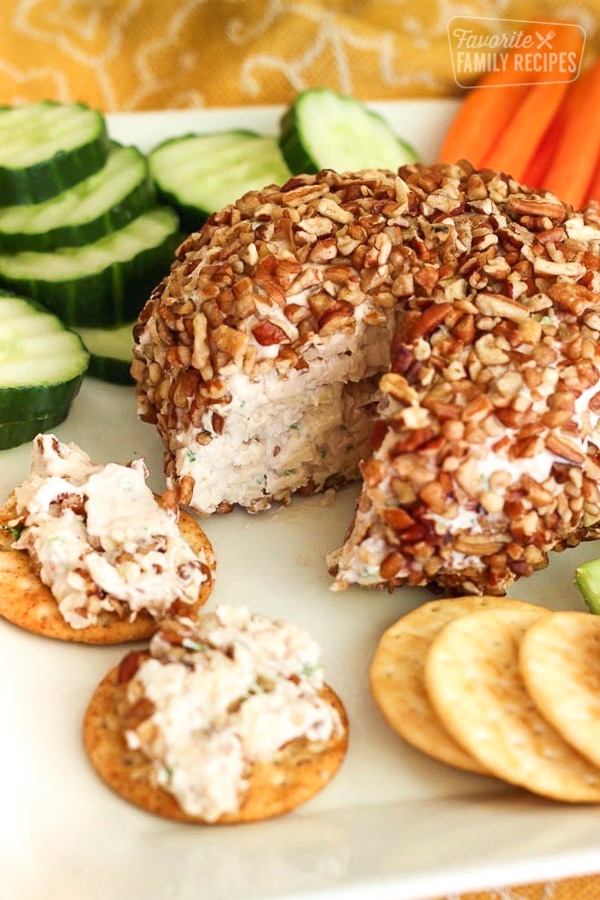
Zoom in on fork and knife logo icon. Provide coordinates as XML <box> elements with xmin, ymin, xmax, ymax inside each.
<box><xmin>535</xmin><ymin>29</ymin><xmax>556</xmax><ymax>48</ymax></box>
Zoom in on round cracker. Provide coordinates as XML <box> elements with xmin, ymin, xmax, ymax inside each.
<box><xmin>369</xmin><ymin>596</ymin><xmax>537</xmax><ymax>774</ymax></box>
<box><xmin>520</xmin><ymin>611</ymin><xmax>600</xmax><ymax>769</ymax></box>
<box><xmin>0</xmin><ymin>499</ymin><xmax>215</xmax><ymax>644</ymax></box>
<box><xmin>425</xmin><ymin>606</ymin><xmax>600</xmax><ymax>803</ymax></box>
<box><xmin>82</xmin><ymin>659</ymin><xmax>349</xmax><ymax>823</ymax></box>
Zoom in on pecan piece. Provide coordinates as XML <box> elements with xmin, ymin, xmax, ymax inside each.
<box><xmin>453</xmin><ymin>534</ymin><xmax>509</xmax><ymax>556</ymax></box>
<box><xmin>383</xmin><ymin>508</ymin><xmax>416</xmax><ymax>530</ymax></box>
<box><xmin>380</xmin><ymin>551</ymin><xmax>405</xmax><ymax>580</ymax></box>
<box><xmin>318</xmin><ymin>300</ymin><xmax>356</xmax><ymax>335</ymax></box>
<box><xmin>252</xmin><ymin>321</ymin><xmax>290</xmax><ymax>346</ymax></box>
<box><xmin>549</xmin><ymin>282</ymin><xmax>596</xmax><ymax>317</ymax></box>
<box><xmin>475</xmin><ymin>293</ymin><xmax>529</xmax><ymax>322</ymax></box>
<box><xmin>117</xmin><ymin>650</ymin><xmax>145</xmax><ymax>684</ymax></box>
<box><xmin>405</xmin><ymin>302</ymin><xmax>453</xmax><ymax>342</ymax></box>
<box><xmin>545</xmin><ymin>433</ymin><xmax>586</xmax><ymax>464</ymax></box>
<box><xmin>507</xmin><ymin>197</ymin><xmax>566</xmax><ymax>222</ymax></box>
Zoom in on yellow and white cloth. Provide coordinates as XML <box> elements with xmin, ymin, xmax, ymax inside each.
<box><xmin>1</xmin><ymin>0</ymin><xmax>599</xmax><ymax>111</ymax></box>
<box><xmin>1</xmin><ymin>2</ymin><xmax>600</xmax><ymax>899</ymax></box>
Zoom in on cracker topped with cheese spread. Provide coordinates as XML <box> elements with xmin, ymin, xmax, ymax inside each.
<box><xmin>83</xmin><ymin>605</ymin><xmax>349</xmax><ymax>823</ymax></box>
<box><xmin>0</xmin><ymin>433</ymin><xmax>215</xmax><ymax>643</ymax></box>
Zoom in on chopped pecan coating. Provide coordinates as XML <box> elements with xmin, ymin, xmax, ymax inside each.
<box><xmin>133</xmin><ymin>161</ymin><xmax>600</xmax><ymax>593</ymax></box>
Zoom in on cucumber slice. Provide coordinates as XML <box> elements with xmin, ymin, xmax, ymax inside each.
<box><xmin>0</xmin><ymin>415</ymin><xmax>71</xmax><ymax>452</ymax></box>
<box><xmin>0</xmin><ymin>291</ymin><xmax>89</xmax><ymax>449</ymax></box>
<box><xmin>149</xmin><ymin>130</ymin><xmax>291</xmax><ymax>231</ymax></box>
<box><xmin>0</xmin><ymin>206</ymin><xmax>180</xmax><ymax>328</ymax></box>
<box><xmin>75</xmin><ymin>321</ymin><xmax>135</xmax><ymax>385</ymax></box>
<box><xmin>0</xmin><ymin>144</ymin><xmax>156</xmax><ymax>252</ymax></box>
<box><xmin>0</xmin><ymin>100</ymin><xmax>110</xmax><ymax>205</ymax></box>
<box><xmin>279</xmin><ymin>88</ymin><xmax>419</xmax><ymax>175</ymax></box>
<box><xmin>575</xmin><ymin>558</ymin><xmax>600</xmax><ymax>614</ymax></box>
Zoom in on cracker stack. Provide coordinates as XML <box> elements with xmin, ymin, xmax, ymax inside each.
<box><xmin>371</xmin><ymin>598</ymin><xmax>600</xmax><ymax>802</ymax></box>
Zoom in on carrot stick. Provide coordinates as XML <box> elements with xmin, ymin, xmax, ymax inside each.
<box><xmin>437</xmin><ymin>83</ymin><xmax>529</xmax><ymax>167</ymax></box>
<box><xmin>437</xmin><ymin>23</ymin><xmax>583</xmax><ymax>171</ymax></box>
<box><xmin>521</xmin><ymin>103</ymin><xmax>566</xmax><ymax>189</ymax></box>
<box><xmin>586</xmin><ymin>154</ymin><xmax>600</xmax><ymax>206</ymax></box>
<box><xmin>482</xmin><ymin>79</ymin><xmax>571</xmax><ymax>182</ymax></box>
<box><xmin>543</xmin><ymin>58</ymin><xmax>600</xmax><ymax>208</ymax></box>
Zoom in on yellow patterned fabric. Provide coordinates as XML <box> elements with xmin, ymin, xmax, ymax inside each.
<box><xmin>0</xmin><ymin>0</ymin><xmax>599</xmax><ymax>111</ymax></box>
<box><xmin>1</xmin><ymin>2</ymin><xmax>600</xmax><ymax>900</ymax></box>
<box><xmin>431</xmin><ymin>873</ymin><xmax>600</xmax><ymax>899</ymax></box>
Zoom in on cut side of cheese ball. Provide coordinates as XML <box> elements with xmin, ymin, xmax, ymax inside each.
<box><xmin>133</xmin><ymin>170</ymin><xmax>402</xmax><ymax>514</ymax></box>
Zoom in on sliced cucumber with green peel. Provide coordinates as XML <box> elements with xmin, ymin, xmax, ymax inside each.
<box><xmin>0</xmin><ymin>417</ymin><xmax>67</xmax><ymax>451</ymax></box>
<box><xmin>279</xmin><ymin>88</ymin><xmax>419</xmax><ymax>175</ymax></box>
<box><xmin>0</xmin><ymin>100</ymin><xmax>110</xmax><ymax>205</ymax></box>
<box><xmin>149</xmin><ymin>130</ymin><xmax>291</xmax><ymax>230</ymax></box>
<box><xmin>575</xmin><ymin>558</ymin><xmax>600</xmax><ymax>614</ymax></box>
<box><xmin>0</xmin><ymin>291</ymin><xmax>89</xmax><ymax>449</ymax></box>
<box><xmin>75</xmin><ymin>321</ymin><xmax>135</xmax><ymax>384</ymax></box>
<box><xmin>0</xmin><ymin>206</ymin><xmax>180</xmax><ymax>328</ymax></box>
<box><xmin>0</xmin><ymin>144</ymin><xmax>156</xmax><ymax>252</ymax></box>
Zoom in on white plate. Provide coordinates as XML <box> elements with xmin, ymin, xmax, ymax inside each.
<box><xmin>2</xmin><ymin>100</ymin><xmax>600</xmax><ymax>900</ymax></box>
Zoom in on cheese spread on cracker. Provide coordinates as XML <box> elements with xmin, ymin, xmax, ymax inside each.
<box><xmin>11</xmin><ymin>433</ymin><xmax>208</xmax><ymax>628</ymax></box>
<box><xmin>123</xmin><ymin>605</ymin><xmax>343</xmax><ymax>821</ymax></box>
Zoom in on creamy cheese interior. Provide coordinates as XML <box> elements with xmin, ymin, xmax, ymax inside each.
<box><xmin>12</xmin><ymin>433</ymin><xmax>206</xmax><ymax>628</ymax></box>
<box><xmin>176</xmin><ymin>319</ymin><xmax>394</xmax><ymax>513</ymax></box>
<box><xmin>125</xmin><ymin>605</ymin><xmax>342</xmax><ymax>820</ymax></box>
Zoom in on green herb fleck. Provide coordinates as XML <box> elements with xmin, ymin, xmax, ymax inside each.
<box><xmin>300</xmin><ymin>663</ymin><xmax>323</xmax><ymax>678</ymax></box>
<box><xmin>2</xmin><ymin>523</ymin><xmax>23</xmax><ymax>542</ymax></box>
<box><xmin>182</xmin><ymin>638</ymin><xmax>208</xmax><ymax>652</ymax></box>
